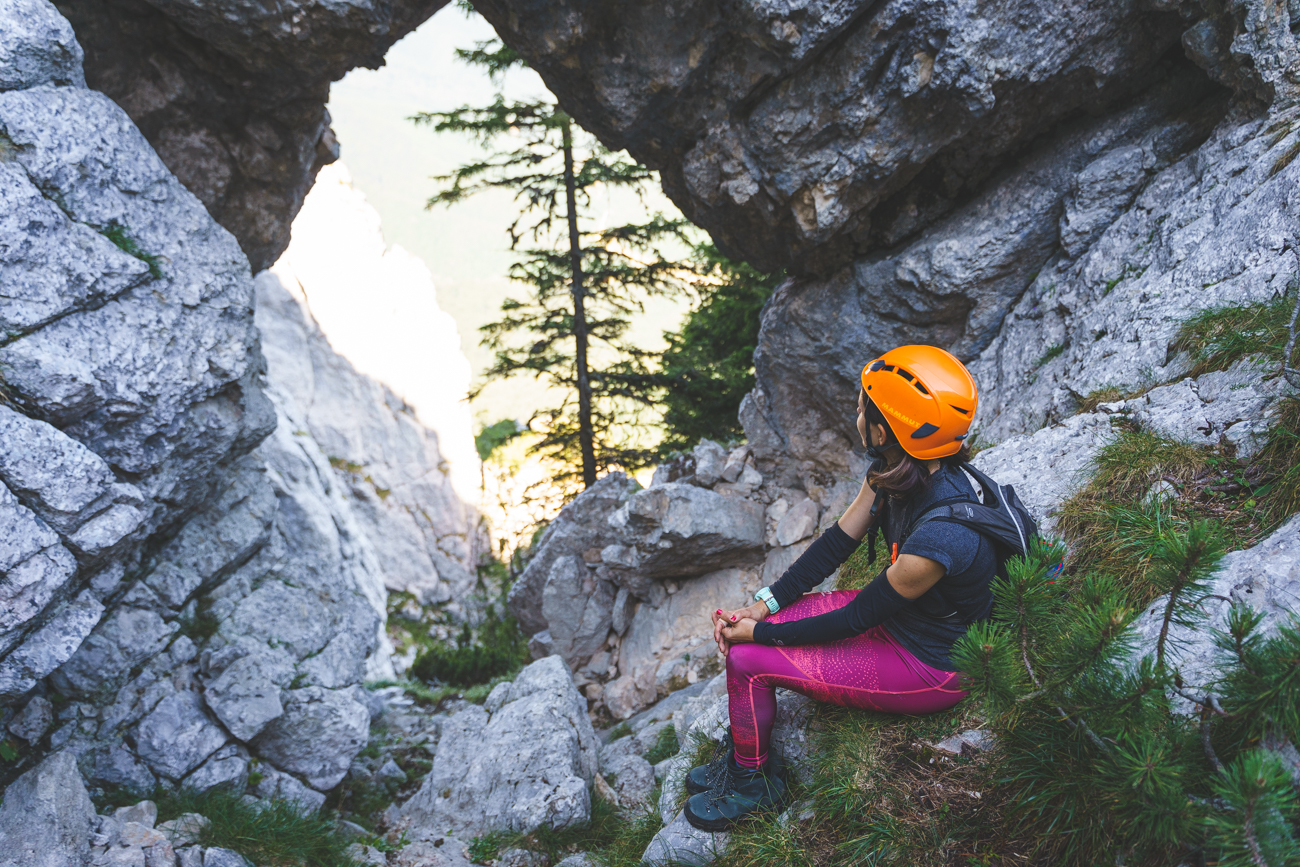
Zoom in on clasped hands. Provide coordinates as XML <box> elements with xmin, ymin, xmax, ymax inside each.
<box><xmin>710</xmin><ymin>602</ymin><xmax>769</xmax><ymax>656</ymax></box>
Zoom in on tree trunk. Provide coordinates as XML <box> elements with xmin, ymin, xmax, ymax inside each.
<box><xmin>562</xmin><ymin>116</ymin><xmax>597</xmax><ymax>488</ymax></box>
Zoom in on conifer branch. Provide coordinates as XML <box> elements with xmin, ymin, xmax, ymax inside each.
<box><xmin>1154</xmin><ymin>527</ymin><xmax>1214</xmax><ymax>672</ymax></box>
<box><xmin>1243</xmin><ymin>804</ymin><xmax>1270</xmax><ymax>867</ymax></box>
<box><xmin>1201</xmin><ymin>701</ymin><xmax>1225</xmax><ymax>775</ymax></box>
<box><xmin>1283</xmin><ymin>248</ymin><xmax>1300</xmax><ymax>390</ymax></box>
<box><xmin>1019</xmin><ymin>600</ymin><xmax>1043</xmax><ymax>690</ymax></box>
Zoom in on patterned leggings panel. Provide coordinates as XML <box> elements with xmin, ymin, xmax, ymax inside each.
<box><xmin>726</xmin><ymin>590</ymin><xmax>967</xmax><ymax>767</ymax></box>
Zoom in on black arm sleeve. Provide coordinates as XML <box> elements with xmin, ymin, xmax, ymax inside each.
<box><xmin>767</xmin><ymin>521</ymin><xmax>862</xmax><ymax>608</ymax></box>
<box><xmin>753</xmin><ymin>567</ymin><xmax>909</xmax><ymax>646</ymax></box>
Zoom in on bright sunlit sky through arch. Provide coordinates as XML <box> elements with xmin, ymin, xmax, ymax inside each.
<box><xmin>325</xmin><ymin>4</ymin><xmax>694</xmax><ymax>432</ymax></box>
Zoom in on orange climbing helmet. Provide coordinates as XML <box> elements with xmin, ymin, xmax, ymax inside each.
<box><xmin>860</xmin><ymin>345</ymin><xmax>978</xmax><ymax>460</ymax></box>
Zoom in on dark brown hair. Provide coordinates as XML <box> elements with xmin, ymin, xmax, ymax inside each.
<box><xmin>862</xmin><ymin>389</ymin><xmax>972</xmax><ymax>499</ymax></box>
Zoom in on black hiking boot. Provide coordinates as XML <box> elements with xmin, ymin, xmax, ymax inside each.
<box><xmin>685</xmin><ymin>731</ymin><xmax>785</xmax><ymax>795</ymax></box>
<box><xmin>683</xmin><ymin>754</ymin><xmax>787</xmax><ymax>832</ymax></box>
<box><xmin>685</xmin><ymin>729</ymin><xmax>734</xmax><ymax>795</ymax></box>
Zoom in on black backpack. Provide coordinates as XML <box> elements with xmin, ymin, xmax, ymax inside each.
<box><xmin>869</xmin><ymin>462</ymin><xmax>1039</xmax><ymax>578</ymax></box>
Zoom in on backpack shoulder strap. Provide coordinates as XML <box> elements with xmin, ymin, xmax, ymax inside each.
<box><xmin>907</xmin><ymin>500</ymin><xmax>1030</xmax><ymax>555</ymax></box>
<box><xmin>958</xmin><ymin>462</ymin><xmax>1002</xmax><ymax>506</ymax></box>
<box><xmin>900</xmin><ymin>496</ymin><xmax>980</xmax><ymax>545</ymax></box>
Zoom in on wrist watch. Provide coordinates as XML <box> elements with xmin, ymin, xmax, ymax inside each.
<box><xmin>754</xmin><ymin>586</ymin><xmax>780</xmax><ymax>614</ymax></box>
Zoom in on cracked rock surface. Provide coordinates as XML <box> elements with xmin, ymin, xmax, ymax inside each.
<box><xmin>398</xmin><ymin>656</ymin><xmax>600</xmax><ymax>837</ymax></box>
<box><xmin>0</xmin><ymin>0</ymin><xmax>480</xmax><ymax>819</ymax></box>
<box><xmin>57</xmin><ymin>0</ymin><xmax>448</xmax><ymax>270</ymax></box>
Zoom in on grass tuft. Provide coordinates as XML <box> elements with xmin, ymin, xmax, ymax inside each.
<box><xmin>98</xmin><ymin>221</ymin><xmax>163</xmax><ymax>280</ymax></box>
<box><xmin>724</xmin><ymin>702</ymin><xmax>1018</xmax><ymax>867</ymax></box>
<box><xmin>1054</xmin><ymin>413</ymin><xmax>1300</xmax><ymax>604</ymax></box>
<box><xmin>151</xmin><ymin>788</ymin><xmax>359</xmax><ymax>867</ymax></box>
<box><xmin>1171</xmin><ymin>291</ymin><xmax>1298</xmax><ymax>377</ymax></box>
<box><xmin>1074</xmin><ymin>385</ymin><xmax>1144</xmax><ymax>414</ymax></box>
<box><xmin>466</xmin><ymin>793</ymin><xmax>662</xmax><ymax>866</ymax></box>
<box><xmin>1034</xmin><ymin>342</ymin><xmax>1065</xmax><ymax>367</ymax></box>
<box><xmin>645</xmin><ymin>723</ymin><xmax>679</xmax><ymax>765</ymax></box>
<box><xmin>835</xmin><ymin>538</ymin><xmax>884</xmax><ymax>591</ymax></box>
<box><xmin>1251</xmin><ymin>396</ymin><xmax>1300</xmax><ymax>530</ymax></box>
<box><xmin>177</xmin><ymin>599</ymin><xmax>220</xmax><ymax>641</ymax></box>
<box><xmin>1270</xmin><ymin>135</ymin><xmax>1300</xmax><ymax>177</ymax></box>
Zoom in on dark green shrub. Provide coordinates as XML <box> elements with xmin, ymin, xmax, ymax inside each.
<box><xmin>410</xmin><ymin>603</ymin><xmax>528</xmax><ymax>687</ymax></box>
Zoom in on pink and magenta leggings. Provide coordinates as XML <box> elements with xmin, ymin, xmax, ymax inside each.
<box><xmin>727</xmin><ymin>590</ymin><xmax>967</xmax><ymax>767</ymax></box>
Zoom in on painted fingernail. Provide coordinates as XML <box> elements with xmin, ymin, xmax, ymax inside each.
<box><xmin>731</xmin><ymin>615</ymin><xmax>737</xmax><ymax>621</ymax></box>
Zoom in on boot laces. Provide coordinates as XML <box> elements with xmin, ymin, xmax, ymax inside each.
<box><xmin>706</xmin><ymin>760</ymin><xmax>736</xmax><ymax>803</ymax></box>
<box><xmin>701</xmin><ymin>733</ymin><xmax>732</xmax><ymax>789</ymax></box>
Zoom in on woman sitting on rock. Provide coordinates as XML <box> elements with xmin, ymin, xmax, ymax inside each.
<box><xmin>686</xmin><ymin>345</ymin><xmax>991</xmax><ymax>831</ymax></box>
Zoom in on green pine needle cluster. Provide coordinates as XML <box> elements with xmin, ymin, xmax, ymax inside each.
<box><xmin>953</xmin><ymin>533</ymin><xmax>1300</xmax><ymax>866</ymax></box>
<box><xmin>418</xmin><ymin>23</ymin><xmax>780</xmax><ymax>488</ymax></box>
<box><xmin>1055</xmin><ymin>421</ymin><xmax>1294</xmax><ymax>598</ymax></box>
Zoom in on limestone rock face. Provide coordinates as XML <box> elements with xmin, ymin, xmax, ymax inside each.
<box><xmin>255</xmin><ymin>272</ymin><xmax>485</xmax><ymax>612</ymax></box>
<box><xmin>0</xmin><ymin>752</ymin><xmax>96</xmax><ymax>867</ymax></box>
<box><xmin>474</xmin><ymin>0</ymin><xmax>1191</xmax><ymax>276</ymax></box>
<box><xmin>58</xmin><ymin>0</ymin><xmax>449</xmax><ymax>270</ymax></box>
<box><xmin>0</xmin><ymin>0</ymin><xmax>270</xmax><ymax>711</ymax></box>
<box><xmin>749</xmin><ymin>70</ymin><xmax>1230</xmax><ymax>472</ymax></box>
<box><xmin>0</xmin><ymin>0</ymin><xmax>83</xmax><ymax>91</ymax></box>
<box><xmin>475</xmin><ymin>0</ymin><xmax>1300</xmax><ymax>477</ymax></box>
<box><xmin>507</xmin><ymin>473</ymin><xmax>641</xmax><ymax>636</ymax></box>
<box><xmin>400</xmin><ymin>656</ymin><xmax>599</xmax><ymax>837</ymax></box>
<box><xmin>608</xmin><ymin>484</ymin><xmax>766</xmax><ymax>582</ymax></box>
<box><xmin>0</xmin><ymin>0</ymin><xmax>479</xmax><ymax>813</ymax></box>
<box><xmin>970</xmin><ymin>105</ymin><xmax>1300</xmax><ymax>445</ymax></box>
<box><xmin>505</xmin><ymin>447</ymin><xmax>781</xmax><ymax>719</ymax></box>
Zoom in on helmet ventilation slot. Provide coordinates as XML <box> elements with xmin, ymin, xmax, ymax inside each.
<box><xmin>895</xmin><ymin>368</ymin><xmax>914</xmax><ymax>382</ymax></box>
<box><xmin>949</xmin><ymin>405</ymin><xmax>971</xmax><ymax>415</ymax></box>
<box><xmin>911</xmin><ymin>422</ymin><xmax>940</xmax><ymax>439</ymax></box>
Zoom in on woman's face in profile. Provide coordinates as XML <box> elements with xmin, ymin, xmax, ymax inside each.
<box><xmin>857</xmin><ymin>390</ymin><xmax>869</xmax><ymax>447</ymax></box>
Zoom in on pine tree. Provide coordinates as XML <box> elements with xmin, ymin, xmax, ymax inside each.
<box><xmin>955</xmin><ymin>523</ymin><xmax>1300</xmax><ymax>865</ymax></box>
<box><xmin>414</xmin><ymin>37</ymin><xmax>697</xmax><ymax>488</ymax></box>
<box><xmin>656</xmin><ymin>246</ymin><xmax>780</xmax><ymax>454</ymax></box>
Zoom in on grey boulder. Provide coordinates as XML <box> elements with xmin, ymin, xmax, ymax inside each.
<box><xmin>541</xmin><ymin>555</ymin><xmax>616</xmax><ymax>667</ymax></box>
<box><xmin>0</xmin><ymin>0</ymin><xmax>84</xmax><ymax>91</ymax></box>
<box><xmin>508</xmin><ymin>473</ymin><xmax>639</xmax><ymax>635</ymax></box>
<box><xmin>252</xmin><ymin>686</ymin><xmax>370</xmax><ymax>790</ymax></box>
<box><xmin>400</xmin><ymin>656</ymin><xmax>599</xmax><ymax>836</ymax></box>
<box><xmin>202</xmin><ymin>850</ymin><xmax>251</xmax><ymax>867</ymax></box>
<box><xmin>607</xmin><ymin>483</ymin><xmax>765</xmax><ymax>581</ymax></box>
<box><xmin>201</xmin><ymin>643</ymin><xmax>294</xmax><ymax>741</ymax></box>
<box><xmin>8</xmin><ymin>694</ymin><xmax>54</xmax><ymax>743</ymax></box>
<box><xmin>0</xmin><ymin>751</ymin><xmax>96</xmax><ymax>867</ymax></box>
<box><xmin>640</xmin><ymin>810</ymin><xmax>729</xmax><ymax>867</ymax></box>
<box><xmin>133</xmin><ymin>690</ymin><xmax>230</xmax><ymax>782</ymax></box>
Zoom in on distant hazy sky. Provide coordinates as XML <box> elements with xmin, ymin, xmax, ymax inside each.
<box><xmin>326</xmin><ymin>5</ymin><xmax>690</xmax><ymax>430</ymax></box>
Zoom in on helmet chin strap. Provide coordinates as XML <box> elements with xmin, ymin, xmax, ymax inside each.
<box><xmin>864</xmin><ymin>419</ymin><xmax>902</xmax><ymax>463</ymax></box>
<box><xmin>864</xmin><ymin>441</ymin><xmax>896</xmax><ymax>462</ymax></box>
